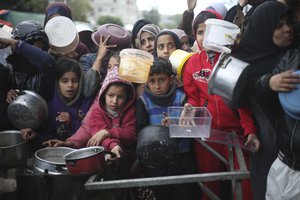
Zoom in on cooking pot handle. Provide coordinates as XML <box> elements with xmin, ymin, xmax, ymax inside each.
<box><xmin>219</xmin><ymin>53</ymin><xmax>231</xmax><ymax>69</ymax></box>
<box><xmin>104</xmin><ymin>150</ymin><xmax>116</xmax><ymax>158</ymax></box>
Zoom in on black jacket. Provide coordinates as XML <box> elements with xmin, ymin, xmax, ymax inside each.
<box><xmin>257</xmin><ymin>47</ymin><xmax>300</xmax><ymax>170</ymax></box>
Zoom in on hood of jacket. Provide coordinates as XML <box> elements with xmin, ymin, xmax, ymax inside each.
<box><xmin>98</xmin><ymin>66</ymin><xmax>135</xmax><ymax>114</ymax></box>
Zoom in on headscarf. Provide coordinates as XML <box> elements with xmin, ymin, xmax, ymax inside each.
<box><xmin>206</xmin><ymin>2</ymin><xmax>228</xmax><ymax>19</ymax></box>
<box><xmin>170</xmin><ymin>28</ymin><xmax>188</xmax><ymax>40</ymax></box>
<box><xmin>44</xmin><ymin>2</ymin><xmax>73</xmax><ymax>26</ymax></box>
<box><xmin>136</xmin><ymin>24</ymin><xmax>160</xmax><ymax>48</ymax></box>
<box><xmin>131</xmin><ymin>19</ymin><xmax>151</xmax><ymax>48</ymax></box>
<box><xmin>234</xmin><ymin>1</ymin><xmax>291</xmax><ymax>122</ymax></box>
<box><xmin>153</xmin><ymin>30</ymin><xmax>181</xmax><ymax>57</ymax></box>
<box><xmin>234</xmin><ymin>1</ymin><xmax>290</xmax><ymax>81</ymax></box>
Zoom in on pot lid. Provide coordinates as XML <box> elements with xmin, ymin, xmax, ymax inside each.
<box><xmin>279</xmin><ymin>70</ymin><xmax>300</xmax><ymax>119</ymax></box>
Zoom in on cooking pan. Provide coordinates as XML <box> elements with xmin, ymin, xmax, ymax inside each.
<box><xmin>34</xmin><ymin>147</ymin><xmax>75</xmax><ymax>175</ymax></box>
<box><xmin>0</xmin><ymin>130</ymin><xmax>28</xmax><ymax>168</ymax></box>
<box><xmin>7</xmin><ymin>90</ymin><xmax>48</xmax><ymax>130</ymax></box>
<box><xmin>208</xmin><ymin>53</ymin><xmax>250</xmax><ymax>107</ymax></box>
<box><xmin>64</xmin><ymin>146</ymin><xmax>115</xmax><ymax>175</ymax></box>
<box><xmin>136</xmin><ymin>125</ymin><xmax>179</xmax><ymax>169</ymax></box>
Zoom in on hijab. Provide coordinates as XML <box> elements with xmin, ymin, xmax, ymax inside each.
<box><xmin>235</xmin><ymin>1</ymin><xmax>289</xmax><ymax>67</ymax></box>
<box><xmin>136</xmin><ymin>24</ymin><xmax>160</xmax><ymax>49</ymax></box>
<box><xmin>44</xmin><ymin>2</ymin><xmax>73</xmax><ymax>26</ymax></box>
<box><xmin>153</xmin><ymin>30</ymin><xmax>181</xmax><ymax>57</ymax></box>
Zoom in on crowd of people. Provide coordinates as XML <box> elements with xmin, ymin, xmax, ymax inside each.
<box><xmin>0</xmin><ymin>0</ymin><xmax>300</xmax><ymax>199</ymax></box>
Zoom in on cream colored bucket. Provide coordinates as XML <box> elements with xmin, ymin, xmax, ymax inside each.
<box><xmin>119</xmin><ymin>49</ymin><xmax>154</xmax><ymax>83</ymax></box>
<box><xmin>169</xmin><ymin>49</ymin><xmax>193</xmax><ymax>79</ymax></box>
<box><xmin>45</xmin><ymin>16</ymin><xmax>79</xmax><ymax>54</ymax></box>
<box><xmin>203</xmin><ymin>19</ymin><xmax>240</xmax><ymax>53</ymax></box>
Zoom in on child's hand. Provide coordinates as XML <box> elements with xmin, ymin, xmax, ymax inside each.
<box><xmin>56</xmin><ymin>112</ymin><xmax>71</xmax><ymax>126</ymax></box>
<box><xmin>6</xmin><ymin>89</ymin><xmax>20</xmax><ymax>103</ymax></box>
<box><xmin>187</xmin><ymin>0</ymin><xmax>197</xmax><ymax>12</ymax></box>
<box><xmin>161</xmin><ymin>112</ymin><xmax>170</xmax><ymax>126</ymax></box>
<box><xmin>244</xmin><ymin>134</ymin><xmax>260</xmax><ymax>153</ymax></box>
<box><xmin>179</xmin><ymin>103</ymin><xmax>196</xmax><ymax>126</ymax></box>
<box><xmin>42</xmin><ymin>139</ymin><xmax>73</xmax><ymax>147</ymax></box>
<box><xmin>87</xmin><ymin>129</ymin><xmax>109</xmax><ymax>147</ymax></box>
<box><xmin>108</xmin><ymin>145</ymin><xmax>123</xmax><ymax>161</ymax></box>
<box><xmin>20</xmin><ymin>128</ymin><xmax>37</xmax><ymax>140</ymax></box>
<box><xmin>0</xmin><ymin>37</ymin><xmax>17</xmax><ymax>49</ymax></box>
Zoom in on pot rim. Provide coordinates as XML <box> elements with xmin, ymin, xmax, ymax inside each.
<box><xmin>0</xmin><ymin>130</ymin><xmax>27</xmax><ymax>149</ymax></box>
<box><xmin>35</xmin><ymin>147</ymin><xmax>75</xmax><ymax>165</ymax></box>
<box><xmin>64</xmin><ymin>146</ymin><xmax>104</xmax><ymax>161</ymax></box>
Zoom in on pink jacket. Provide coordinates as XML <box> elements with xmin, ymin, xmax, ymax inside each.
<box><xmin>68</xmin><ymin>66</ymin><xmax>136</xmax><ymax>150</ymax></box>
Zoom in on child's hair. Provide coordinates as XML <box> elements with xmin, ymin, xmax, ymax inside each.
<box><xmin>55</xmin><ymin>57</ymin><xmax>82</xmax><ymax>80</ymax></box>
<box><xmin>105</xmin><ymin>82</ymin><xmax>133</xmax><ymax>102</ymax></box>
<box><xmin>101</xmin><ymin>50</ymin><xmax>120</xmax><ymax>75</ymax></box>
<box><xmin>149</xmin><ymin>57</ymin><xmax>173</xmax><ymax>76</ymax></box>
<box><xmin>192</xmin><ymin>11</ymin><xmax>220</xmax><ymax>34</ymax></box>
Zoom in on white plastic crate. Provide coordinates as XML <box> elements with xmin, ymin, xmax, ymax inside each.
<box><xmin>168</xmin><ymin>107</ymin><xmax>212</xmax><ymax>138</ymax></box>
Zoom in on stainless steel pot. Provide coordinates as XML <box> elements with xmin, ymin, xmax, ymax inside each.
<box><xmin>7</xmin><ymin>90</ymin><xmax>48</xmax><ymax>130</ymax></box>
<box><xmin>208</xmin><ymin>53</ymin><xmax>250</xmax><ymax>107</ymax></box>
<box><xmin>34</xmin><ymin>147</ymin><xmax>75</xmax><ymax>175</ymax></box>
<box><xmin>0</xmin><ymin>130</ymin><xmax>28</xmax><ymax>168</ymax></box>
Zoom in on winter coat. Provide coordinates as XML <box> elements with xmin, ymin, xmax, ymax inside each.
<box><xmin>68</xmin><ymin>66</ymin><xmax>136</xmax><ymax>150</ymax></box>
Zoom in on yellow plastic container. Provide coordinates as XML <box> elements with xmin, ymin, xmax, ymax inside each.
<box><xmin>119</xmin><ymin>48</ymin><xmax>154</xmax><ymax>83</ymax></box>
<box><xmin>169</xmin><ymin>49</ymin><xmax>193</xmax><ymax>79</ymax></box>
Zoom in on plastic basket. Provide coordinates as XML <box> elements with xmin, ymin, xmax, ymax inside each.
<box><xmin>168</xmin><ymin>107</ymin><xmax>212</xmax><ymax>138</ymax></box>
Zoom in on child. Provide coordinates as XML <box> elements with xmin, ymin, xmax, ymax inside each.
<box><xmin>45</xmin><ymin>66</ymin><xmax>136</xmax><ymax>159</ymax></box>
<box><xmin>80</xmin><ymin>35</ymin><xmax>119</xmax><ymax>97</ymax></box>
<box><xmin>135</xmin><ymin>57</ymin><xmax>201</xmax><ymax>200</ymax></box>
<box><xmin>154</xmin><ymin>30</ymin><xmax>181</xmax><ymax>59</ymax></box>
<box><xmin>182</xmin><ymin>10</ymin><xmax>260</xmax><ymax>200</ymax></box>
<box><xmin>20</xmin><ymin>57</ymin><xmax>94</xmax><ymax>151</ymax></box>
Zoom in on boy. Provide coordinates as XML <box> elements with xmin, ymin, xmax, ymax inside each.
<box><xmin>135</xmin><ymin>57</ymin><xmax>201</xmax><ymax>200</ymax></box>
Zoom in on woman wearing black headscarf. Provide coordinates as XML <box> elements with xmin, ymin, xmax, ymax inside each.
<box><xmin>234</xmin><ymin>1</ymin><xmax>294</xmax><ymax>199</ymax></box>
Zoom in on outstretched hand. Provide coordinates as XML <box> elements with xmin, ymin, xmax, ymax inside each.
<box><xmin>0</xmin><ymin>37</ymin><xmax>17</xmax><ymax>49</ymax></box>
<box><xmin>187</xmin><ymin>0</ymin><xmax>197</xmax><ymax>12</ymax></box>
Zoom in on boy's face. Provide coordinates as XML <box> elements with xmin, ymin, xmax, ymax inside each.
<box><xmin>105</xmin><ymin>85</ymin><xmax>127</xmax><ymax>112</ymax></box>
<box><xmin>195</xmin><ymin>23</ymin><xmax>206</xmax><ymax>50</ymax></box>
<box><xmin>147</xmin><ymin>73</ymin><xmax>173</xmax><ymax>95</ymax></box>
<box><xmin>156</xmin><ymin>34</ymin><xmax>176</xmax><ymax>59</ymax></box>
<box><xmin>59</xmin><ymin>71</ymin><xmax>79</xmax><ymax>101</ymax></box>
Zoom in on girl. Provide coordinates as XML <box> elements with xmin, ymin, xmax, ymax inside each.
<box><xmin>44</xmin><ymin>66</ymin><xmax>136</xmax><ymax>159</ymax></box>
<box><xmin>20</xmin><ymin>58</ymin><xmax>94</xmax><ymax>151</ymax></box>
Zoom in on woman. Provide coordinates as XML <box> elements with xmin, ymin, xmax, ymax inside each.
<box><xmin>233</xmin><ymin>1</ymin><xmax>294</xmax><ymax>199</ymax></box>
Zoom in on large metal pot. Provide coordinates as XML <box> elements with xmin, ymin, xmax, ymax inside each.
<box><xmin>64</xmin><ymin>146</ymin><xmax>115</xmax><ymax>176</ymax></box>
<box><xmin>7</xmin><ymin>90</ymin><xmax>48</xmax><ymax>130</ymax></box>
<box><xmin>34</xmin><ymin>147</ymin><xmax>75</xmax><ymax>175</ymax></box>
<box><xmin>0</xmin><ymin>130</ymin><xmax>28</xmax><ymax>168</ymax></box>
<box><xmin>208</xmin><ymin>53</ymin><xmax>250</xmax><ymax>107</ymax></box>
<box><xmin>136</xmin><ymin>125</ymin><xmax>179</xmax><ymax>169</ymax></box>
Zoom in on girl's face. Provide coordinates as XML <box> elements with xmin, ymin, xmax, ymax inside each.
<box><xmin>195</xmin><ymin>23</ymin><xmax>206</xmax><ymax>50</ymax></box>
<box><xmin>147</xmin><ymin>73</ymin><xmax>173</xmax><ymax>95</ymax></box>
<box><xmin>105</xmin><ymin>85</ymin><xmax>127</xmax><ymax>112</ymax></box>
<box><xmin>156</xmin><ymin>34</ymin><xmax>177</xmax><ymax>59</ymax></box>
<box><xmin>273</xmin><ymin>16</ymin><xmax>294</xmax><ymax>48</ymax></box>
<box><xmin>58</xmin><ymin>71</ymin><xmax>79</xmax><ymax>101</ymax></box>
<box><xmin>107</xmin><ymin>56</ymin><xmax>120</xmax><ymax>69</ymax></box>
<box><xmin>140</xmin><ymin>31</ymin><xmax>155</xmax><ymax>54</ymax></box>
